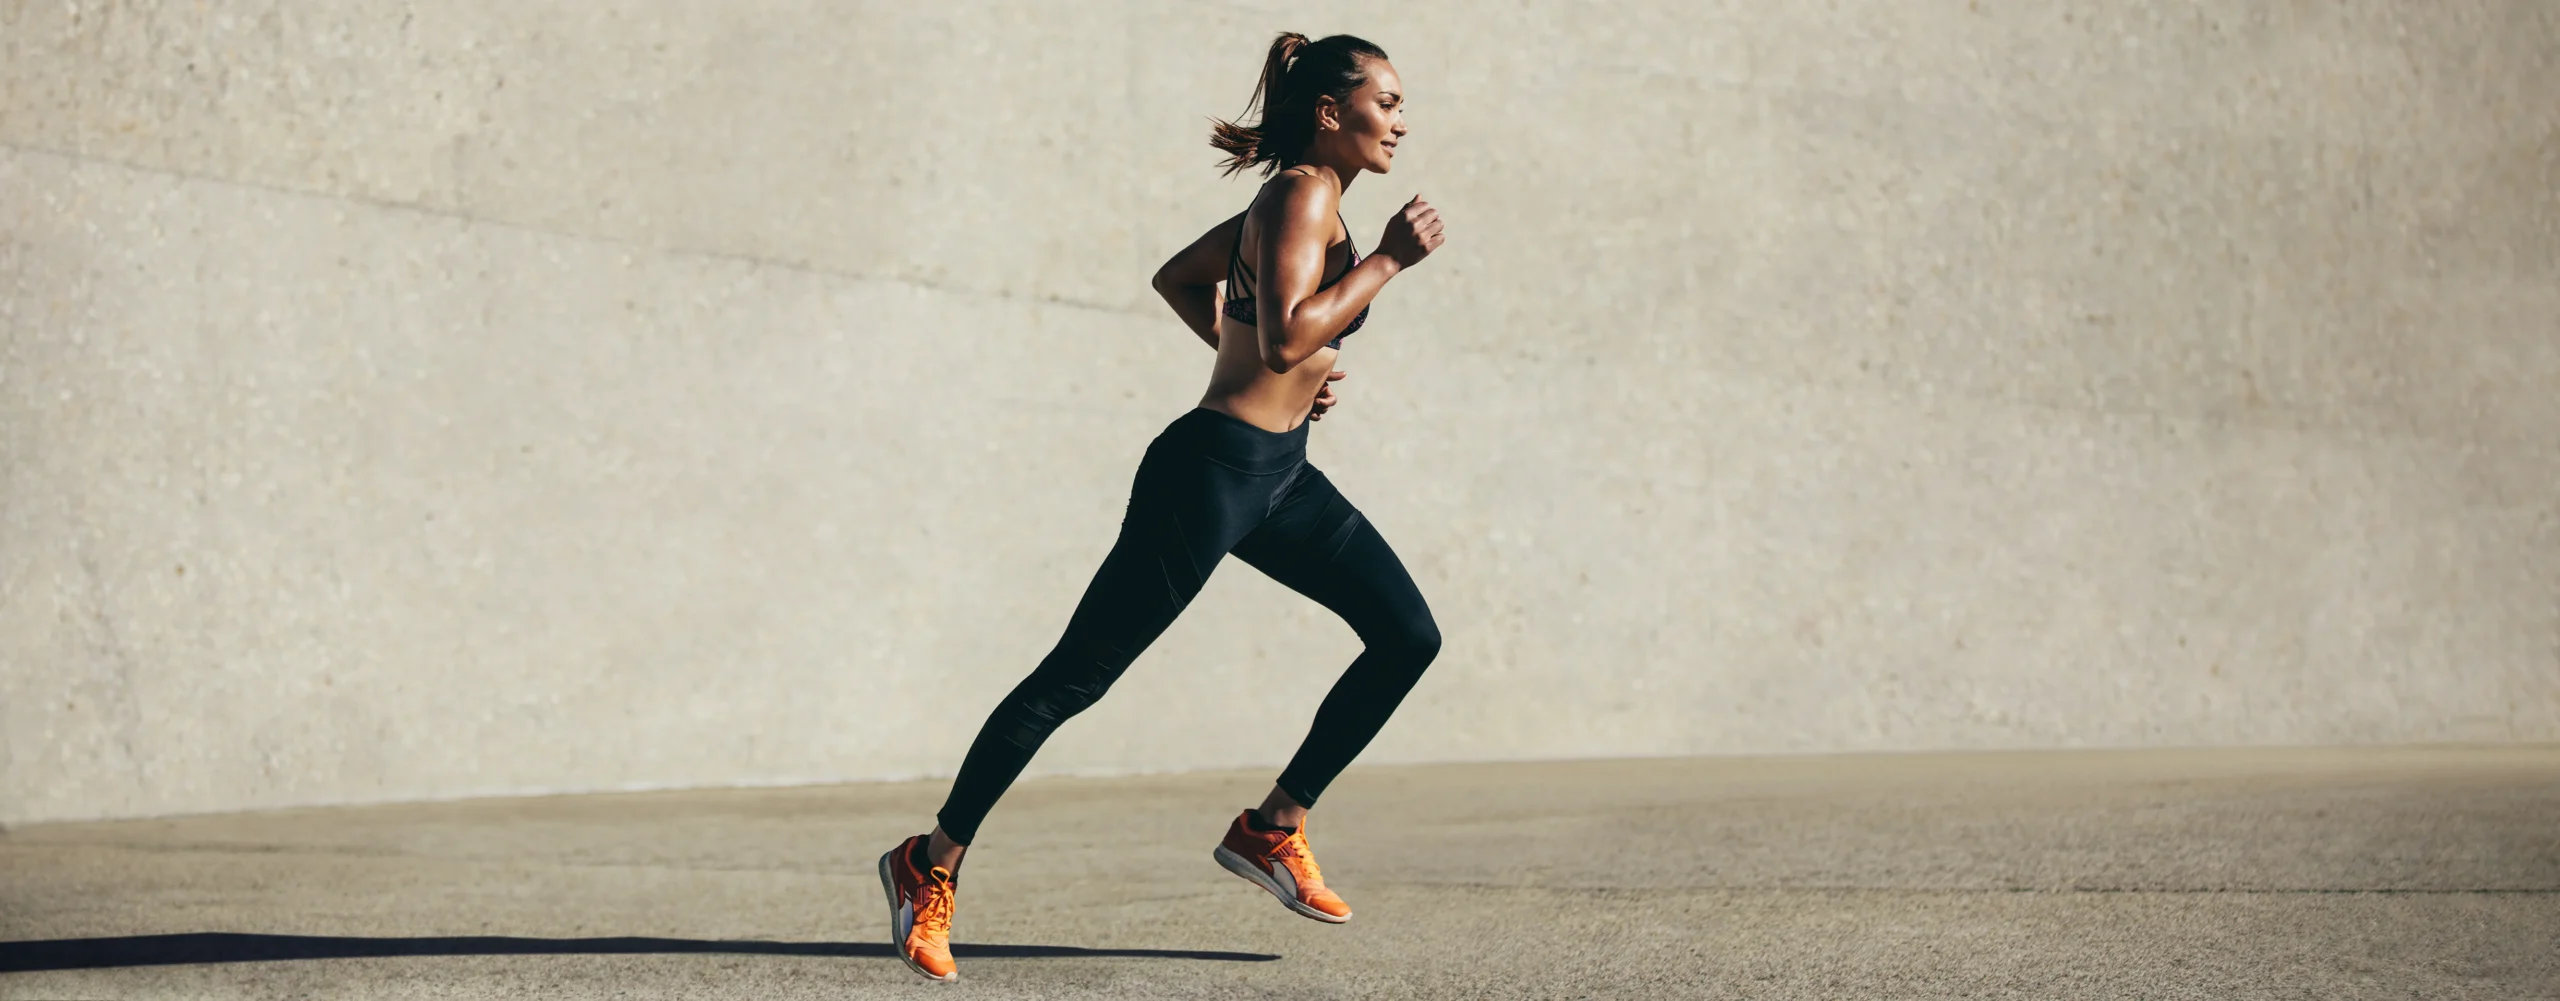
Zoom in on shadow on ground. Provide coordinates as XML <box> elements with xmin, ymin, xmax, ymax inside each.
<box><xmin>0</xmin><ymin>931</ymin><xmax>1280</xmax><ymax>973</ymax></box>
<box><xmin>6</xmin><ymin>750</ymin><xmax>2555</xmax><ymax>998</ymax></box>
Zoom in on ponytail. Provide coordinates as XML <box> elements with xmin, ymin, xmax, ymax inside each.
<box><xmin>1208</xmin><ymin>32</ymin><xmax>1388</xmax><ymax>178</ymax></box>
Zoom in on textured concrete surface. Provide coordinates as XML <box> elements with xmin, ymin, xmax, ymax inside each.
<box><xmin>3</xmin><ymin>747</ymin><xmax>2556</xmax><ymax>999</ymax></box>
<box><xmin>7</xmin><ymin>2</ymin><xmax>2560</xmax><ymax>823</ymax></box>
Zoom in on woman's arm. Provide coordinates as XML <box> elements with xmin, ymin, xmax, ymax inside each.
<box><xmin>1152</xmin><ymin>211</ymin><xmax>1247</xmax><ymax>350</ymax></box>
<box><xmin>1254</xmin><ymin>176</ymin><xmax>1440</xmax><ymax>373</ymax></box>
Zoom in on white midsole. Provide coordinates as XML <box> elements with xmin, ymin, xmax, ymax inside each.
<box><xmin>1214</xmin><ymin>844</ymin><xmax>1352</xmax><ymax>924</ymax></box>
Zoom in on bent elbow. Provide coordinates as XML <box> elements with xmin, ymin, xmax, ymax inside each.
<box><xmin>1260</xmin><ymin>334</ymin><xmax>1307</xmax><ymax>373</ymax></box>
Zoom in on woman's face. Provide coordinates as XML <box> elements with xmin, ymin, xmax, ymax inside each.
<box><xmin>1315</xmin><ymin>58</ymin><xmax>1407</xmax><ymax>174</ymax></box>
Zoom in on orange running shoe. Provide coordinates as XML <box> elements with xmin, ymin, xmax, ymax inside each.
<box><xmin>877</xmin><ymin>834</ymin><xmax>959</xmax><ymax>981</ymax></box>
<box><xmin>1214</xmin><ymin>809</ymin><xmax>1352</xmax><ymax>923</ymax></box>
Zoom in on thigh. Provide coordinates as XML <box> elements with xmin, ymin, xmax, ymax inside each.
<box><xmin>1229</xmin><ymin>464</ymin><xmax>1431</xmax><ymax>638</ymax></box>
<box><xmin>1051</xmin><ymin>439</ymin><xmax>1289</xmax><ymax>649</ymax></box>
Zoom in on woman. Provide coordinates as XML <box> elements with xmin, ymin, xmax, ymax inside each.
<box><xmin>877</xmin><ymin>31</ymin><xmax>1446</xmax><ymax>982</ymax></box>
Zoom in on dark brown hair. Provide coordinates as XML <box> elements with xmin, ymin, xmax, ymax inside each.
<box><xmin>1209</xmin><ymin>32</ymin><xmax>1391</xmax><ymax>177</ymax></box>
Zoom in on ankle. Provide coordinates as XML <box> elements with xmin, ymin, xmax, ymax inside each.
<box><xmin>1250</xmin><ymin>806</ymin><xmax>1305</xmax><ymax>833</ymax></box>
<box><xmin>1254</xmin><ymin>785</ymin><xmax>1309</xmax><ymax>831</ymax></box>
<box><xmin>924</xmin><ymin>829</ymin><xmax>967</xmax><ymax>873</ymax></box>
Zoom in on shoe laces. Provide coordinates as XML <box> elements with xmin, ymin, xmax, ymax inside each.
<box><xmin>1271</xmin><ymin>831</ymin><xmax>1326</xmax><ymax>886</ymax></box>
<box><xmin>914</xmin><ymin>869</ymin><xmax>956</xmax><ymax>945</ymax></box>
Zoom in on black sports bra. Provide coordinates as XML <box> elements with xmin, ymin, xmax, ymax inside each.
<box><xmin>1220</xmin><ymin>183</ymin><xmax>1370</xmax><ymax>350</ymax></box>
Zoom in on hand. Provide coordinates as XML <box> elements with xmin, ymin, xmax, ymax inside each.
<box><xmin>1309</xmin><ymin>369</ymin><xmax>1347</xmax><ymax>421</ymax></box>
<box><xmin>1377</xmin><ymin>195</ymin><xmax>1445</xmax><ymax>269</ymax></box>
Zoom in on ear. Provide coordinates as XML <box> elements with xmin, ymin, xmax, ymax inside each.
<box><xmin>1313</xmin><ymin>94</ymin><xmax>1342</xmax><ymax>133</ymax></box>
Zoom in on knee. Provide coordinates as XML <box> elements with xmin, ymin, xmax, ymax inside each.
<box><xmin>999</xmin><ymin>657</ymin><xmax>1125</xmax><ymax>747</ymax></box>
<box><xmin>1015</xmin><ymin>681</ymin><xmax>1104</xmax><ymax>727</ymax></box>
<box><xmin>1372</xmin><ymin>609</ymin><xmax>1441</xmax><ymax>668</ymax></box>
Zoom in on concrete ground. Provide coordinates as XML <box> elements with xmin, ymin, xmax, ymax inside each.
<box><xmin>3</xmin><ymin>746</ymin><xmax>2555</xmax><ymax>1000</ymax></box>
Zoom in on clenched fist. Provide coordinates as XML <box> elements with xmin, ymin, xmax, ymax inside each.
<box><xmin>1377</xmin><ymin>195</ymin><xmax>1446</xmax><ymax>269</ymax></box>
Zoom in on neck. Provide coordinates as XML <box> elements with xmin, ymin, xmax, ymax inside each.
<box><xmin>1288</xmin><ymin>160</ymin><xmax>1355</xmax><ymax>194</ymax></box>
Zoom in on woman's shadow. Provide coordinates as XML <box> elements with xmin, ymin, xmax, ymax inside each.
<box><xmin>0</xmin><ymin>931</ymin><xmax>1279</xmax><ymax>973</ymax></box>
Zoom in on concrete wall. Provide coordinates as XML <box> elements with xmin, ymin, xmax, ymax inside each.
<box><xmin>5</xmin><ymin>1</ymin><xmax>2554</xmax><ymax>825</ymax></box>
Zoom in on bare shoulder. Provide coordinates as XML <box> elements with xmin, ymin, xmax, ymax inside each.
<box><xmin>1254</xmin><ymin>169</ymin><xmax>1341</xmax><ymax>232</ymax></box>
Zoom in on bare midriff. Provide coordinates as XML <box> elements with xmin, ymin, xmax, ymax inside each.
<box><xmin>1198</xmin><ymin>312</ymin><xmax>1341</xmax><ymax>432</ymax></box>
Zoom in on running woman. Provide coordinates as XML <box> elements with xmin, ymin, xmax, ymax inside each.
<box><xmin>878</xmin><ymin>31</ymin><xmax>1446</xmax><ymax>982</ymax></box>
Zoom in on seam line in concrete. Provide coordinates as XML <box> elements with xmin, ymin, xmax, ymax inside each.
<box><xmin>7</xmin><ymin>144</ymin><xmax>2557</xmax><ymax>456</ymax></box>
<box><xmin>1657</xmin><ymin>347</ymin><xmax>2560</xmax><ymax>459</ymax></box>
<box><xmin>0</xmin><ymin>140</ymin><xmax>1159</xmax><ymax>323</ymax></box>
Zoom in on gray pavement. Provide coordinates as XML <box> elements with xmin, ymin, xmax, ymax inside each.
<box><xmin>4</xmin><ymin>746</ymin><xmax>2556</xmax><ymax>999</ymax></box>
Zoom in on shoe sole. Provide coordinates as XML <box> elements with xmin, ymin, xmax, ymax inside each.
<box><xmin>1214</xmin><ymin>845</ymin><xmax>1352</xmax><ymax>924</ymax></box>
<box><xmin>877</xmin><ymin>847</ymin><xmax>960</xmax><ymax>982</ymax></box>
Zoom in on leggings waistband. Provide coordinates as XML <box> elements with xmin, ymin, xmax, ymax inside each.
<box><xmin>1162</xmin><ymin>407</ymin><xmax>1308</xmax><ymax>474</ymax></box>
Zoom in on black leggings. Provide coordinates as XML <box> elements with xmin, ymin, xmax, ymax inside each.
<box><xmin>935</xmin><ymin>407</ymin><xmax>1441</xmax><ymax>845</ymax></box>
